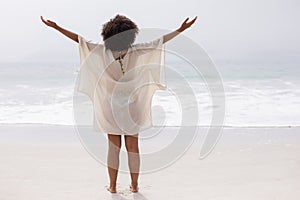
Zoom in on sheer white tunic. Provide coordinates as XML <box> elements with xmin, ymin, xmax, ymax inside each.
<box><xmin>77</xmin><ymin>35</ymin><xmax>167</xmax><ymax>135</ymax></box>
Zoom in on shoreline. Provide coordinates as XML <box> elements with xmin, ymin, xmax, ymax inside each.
<box><xmin>0</xmin><ymin>122</ymin><xmax>299</xmax><ymax>128</ymax></box>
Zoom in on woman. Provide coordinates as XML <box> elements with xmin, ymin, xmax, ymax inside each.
<box><xmin>41</xmin><ymin>14</ymin><xmax>197</xmax><ymax>193</ymax></box>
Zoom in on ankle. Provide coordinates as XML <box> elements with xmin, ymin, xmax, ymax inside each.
<box><xmin>110</xmin><ymin>183</ymin><xmax>117</xmax><ymax>188</ymax></box>
<box><xmin>131</xmin><ymin>182</ymin><xmax>138</xmax><ymax>187</ymax></box>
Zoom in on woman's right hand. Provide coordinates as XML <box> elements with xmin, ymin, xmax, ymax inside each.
<box><xmin>40</xmin><ymin>16</ymin><xmax>58</xmax><ymax>28</ymax></box>
<box><xmin>178</xmin><ymin>16</ymin><xmax>197</xmax><ymax>32</ymax></box>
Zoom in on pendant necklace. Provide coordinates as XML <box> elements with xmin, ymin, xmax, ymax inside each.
<box><xmin>117</xmin><ymin>51</ymin><xmax>125</xmax><ymax>75</ymax></box>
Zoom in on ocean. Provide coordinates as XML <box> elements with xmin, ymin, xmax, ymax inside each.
<box><xmin>0</xmin><ymin>60</ymin><xmax>299</xmax><ymax>127</ymax></box>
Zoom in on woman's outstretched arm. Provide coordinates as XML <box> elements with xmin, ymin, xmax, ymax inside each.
<box><xmin>40</xmin><ymin>16</ymin><xmax>79</xmax><ymax>43</ymax></box>
<box><xmin>163</xmin><ymin>16</ymin><xmax>197</xmax><ymax>44</ymax></box>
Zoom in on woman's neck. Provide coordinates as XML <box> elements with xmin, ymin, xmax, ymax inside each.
<box><xmin>111</xmin><ymin>49</ymin><xmax>128</xmax><ymax>60</ymax></box>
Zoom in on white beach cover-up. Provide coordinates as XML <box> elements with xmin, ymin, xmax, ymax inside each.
<box><xmin>77</xmin><ymin>35</ymin><xmax>167</xmax><ymax>135</ymax></box>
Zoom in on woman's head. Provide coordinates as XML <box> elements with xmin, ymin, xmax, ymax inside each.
<box><xmin>101</xmin><ymin>14</ymin><xmax>139</xmax><ymax>51</ymax></box>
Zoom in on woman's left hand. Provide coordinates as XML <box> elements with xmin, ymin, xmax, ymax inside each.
<box><xmin>40</xmin><ymin>16</ymin><xmax>58</xmax><ymax>28</ymax></box>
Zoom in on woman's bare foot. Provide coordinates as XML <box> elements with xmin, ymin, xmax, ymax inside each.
<box><xmin>106</xmin><ymin>185</ymin><xmax>117</xmax><ymax>193</ymax></box>
<box><xmin>130</xmin><ymin>184</ymin><xmax>139</xmax><ymax>193</ymax></box>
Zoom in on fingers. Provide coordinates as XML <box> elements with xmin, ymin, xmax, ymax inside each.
<box><xmin>40</xmin><ymin>16</ymin><xmax>48</xmax><ymax>24</ymax></box>
<box><xmin>183</xmin><ymin>17</ymin><xmax>189</xmax><ymax>24</ymax></box>
<box><xmin>191</xmin><ymin>16</ymin><xmax>198</xmax><ymax>22</ymax></box>
<box><xmin>40</xmin><ymin>16</ymin><xmax>56</xmax><ymax>27</ymax></box>
<box><xmin>186</xmin><ymin>16</ymin><xmax>197</xmax><ymax>27</ymax></box>
<box><xmin>183</xmin><ymin>16</ymin><xmax>197</xmax><ymax>26</ymax></box>
<box><xmin>40</xmin><ymin>16</ymin><xmax>45</xmax><ymax>22</ymax></box>
<box><xmin>188</xmin><ymin>16</ymin><xmax>197</xmax><ymax>24</ymax></box>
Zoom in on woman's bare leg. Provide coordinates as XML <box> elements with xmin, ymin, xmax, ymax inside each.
<box><xmin>125</xmin><ymin>134</ymin><xmax>140</xmax><ymax>193</ymax></box>
<box><xmin>107</xmin><ymin>133</ymin><xmax>122</xmax><ymax>193</ymax></box>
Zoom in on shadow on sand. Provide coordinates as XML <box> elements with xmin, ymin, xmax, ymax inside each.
<box><xmin>109</xmin><ymin>192</ymin><xmax>149</xmax><ymax>200</ymax></box>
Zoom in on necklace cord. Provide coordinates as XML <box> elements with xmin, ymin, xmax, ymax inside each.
<box><xmin>118</xmin><ymin>51</ymin><xmax>125</xmax><ymax>75</ymax></box>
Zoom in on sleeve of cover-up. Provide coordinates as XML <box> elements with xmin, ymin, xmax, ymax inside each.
<box><xmin>133</xmin><ymin>37</ymin><xmax>164</xmax><ymax>56</ymax></box>
<box><xmin>78</xmin><ymin>35</ymin><xmax>98</xmax><ymax>66</ymax></box>
<box><xmin>135</xmin><ymin>36</ymin><xmax>167</xmax><ymax>90</ymax></box>
<box><xmin>77</xmin><ymin>35</ymin><xmax>103</xmax><ymax>100</ymax></box>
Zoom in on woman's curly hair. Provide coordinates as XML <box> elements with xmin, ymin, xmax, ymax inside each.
<box><xmin>101</xmin><ymin>14</ymin><xmax>139</xmax><ymax>51</ymax></box>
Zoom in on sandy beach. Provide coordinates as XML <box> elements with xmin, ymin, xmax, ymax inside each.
<box><xmin>0</xmin><ymin>124</ymin><xmax>299</xmax><ymax>200</ymax></box>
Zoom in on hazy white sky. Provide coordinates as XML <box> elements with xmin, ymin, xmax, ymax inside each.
<box><xmin>0</xmin><ymin>0</ymin><xmax>299</xmax><ymax>63</ymax></box>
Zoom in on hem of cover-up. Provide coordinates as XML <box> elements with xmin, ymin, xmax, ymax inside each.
<box><xmin>93</xmin><ymin>123</ymin><xmax>154</xmax><ymax>135</ymax></box>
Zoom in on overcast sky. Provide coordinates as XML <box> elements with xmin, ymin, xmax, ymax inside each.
<box><xmin>0</xmin><ymin>0</ymin><xmax>299</xmax><ymax>63</ymax></box>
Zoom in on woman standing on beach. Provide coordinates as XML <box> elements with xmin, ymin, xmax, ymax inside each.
<box><xmin>41</xmin><ymin>14</ymin><xmax>197</xmax><ymax>193</ymax></box>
